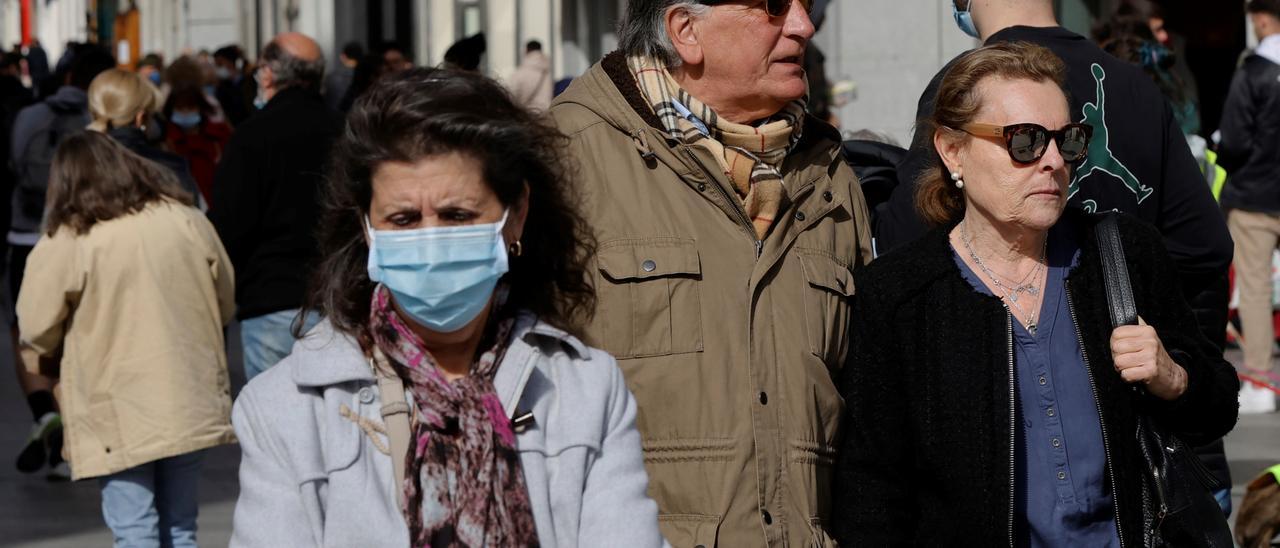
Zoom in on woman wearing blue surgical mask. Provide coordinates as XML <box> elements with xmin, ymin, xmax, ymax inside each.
<box><xmin>162</xmin><ymin>87</ymin><xmax>231</xmax><ymax>204</ymax></box>
<box><xmin>229</xmin><ymin>68</ymin><xmax>666</xmax><ymax>548</ymax></box>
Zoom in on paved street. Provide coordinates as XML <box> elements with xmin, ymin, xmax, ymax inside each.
<box><xmin>0</xmin><ymin>319</ymin><xmax>1276</xmax><ymax>546</ymax></box>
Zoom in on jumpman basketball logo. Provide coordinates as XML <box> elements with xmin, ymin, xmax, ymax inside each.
<box><xmin>1069</xmin><ymin>63</ymin><xmax>1154</xmax><ymax>212</ymax></box>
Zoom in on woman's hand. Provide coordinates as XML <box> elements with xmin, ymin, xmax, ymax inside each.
<box><xmin>1110</xmin><ymin>317</ymin><xmax>1188</xmax><ymax>401</ymax></box>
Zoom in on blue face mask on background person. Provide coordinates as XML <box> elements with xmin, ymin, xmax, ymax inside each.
<box><xmin>170</xmin><ymin>110</ymin><xmax>201</xmax><ymax>129</ymax></box>
<box><xmin>253</xmin><ymin>69</ymin><xmax>268</xmax><ymax>109</ymax></box>
<box><xmin>953</xmin><ymin>0</ymin><xmax>980</xmax><ymax>39</ymax></box>
<box><xmin>366</xmin><ymin>210</ymin><xmax>511</xmax><ymax>333</ymax></box>
<box><xmin>147</xmin><ymin>71</ymin><xmax>162</xmax><ymax>85</ymax></box>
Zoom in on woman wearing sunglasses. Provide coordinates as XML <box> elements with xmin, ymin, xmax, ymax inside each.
<box><xmin>829</xmin><ymin>42</ymin><xmax>1239</xmax><ymax>546</ymax></box>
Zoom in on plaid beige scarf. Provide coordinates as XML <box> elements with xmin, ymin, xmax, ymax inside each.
<box><xmin>628</xmin><ymin>55</ymin><xmax>806</xmax><ymax>239</ymax></box>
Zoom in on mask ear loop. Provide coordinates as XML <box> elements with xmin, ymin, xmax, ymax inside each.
<box><xmin>364</xmin><ymin>214</ymin><xmax>382</xmax><ymax>283</ymax></box>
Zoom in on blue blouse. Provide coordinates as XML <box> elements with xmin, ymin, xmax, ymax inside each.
<box><xmin>953</xmin><ymin>222</ymin><xmax>1121</xmax><ymax>547</ymax></box>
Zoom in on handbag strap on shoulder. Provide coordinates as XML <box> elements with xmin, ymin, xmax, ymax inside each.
<box><xmin>371</xmin><ymin>346</ymin><xmax>412</xmax><ymax>510</ymax></box>
<box><xmin>1095</xmin><ymin>213</ymin><xmax>1139</xmax><ymax>328</ymax></box>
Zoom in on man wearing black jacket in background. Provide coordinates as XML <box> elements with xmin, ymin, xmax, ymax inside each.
<box><xmin>209</xmin><ymin>32</ymin><xmax>341</xmax><ymax>382</ymax></box>
<box><xmin>1219</xmin><ymin>0</ymin><xmax>1280</xmax><ymax>414</ymax></box>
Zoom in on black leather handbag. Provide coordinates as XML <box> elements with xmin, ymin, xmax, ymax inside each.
<box><xmin>1094</xmin><ymin>214</ymin><xmax>1233</xmax><ymax>548</ymax></box>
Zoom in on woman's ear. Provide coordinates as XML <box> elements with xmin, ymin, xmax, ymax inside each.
<box><xmin>508</xmin><ymin>182</ymin><xmax>531</xmax><ymax>245</ymax></box>
<box><xmin>934</xmin><ymin>128</ymin><xmax>967</xmax><ymax>176</ymax></box>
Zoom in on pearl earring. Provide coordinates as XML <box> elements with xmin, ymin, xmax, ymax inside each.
<box><xmin>951</xmin><ymin>172</ymin><xmax>965</xmax><ymax>190</ymax></box>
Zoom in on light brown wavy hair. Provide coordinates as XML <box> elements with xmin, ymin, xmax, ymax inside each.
<box><xmin>44</xmin><ymin>131</ymin><xmax>194</xmax><ymax>236</ymax></box>
<box><xmin>915</xmin><ymin>41</ymin><xmax>1068</xmax><ymax>226</ymax></box>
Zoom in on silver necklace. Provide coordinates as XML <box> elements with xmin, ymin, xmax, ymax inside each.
<box><xmin>961</xmin><ymin>221</ymin><xmax>1048</xmax><ymax>333</ymax></box>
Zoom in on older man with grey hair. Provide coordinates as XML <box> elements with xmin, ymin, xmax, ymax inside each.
<box><xmin>550</xmin><ymin>1</ymin><xmax>872</xmax><ymax>545</ymax></box>
<box><xmin>209</xmin><ymin>32</ymin><xmax>342</xmax><ymax>382</ymax></box>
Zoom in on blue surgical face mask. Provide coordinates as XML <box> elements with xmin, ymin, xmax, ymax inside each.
<box><xmin>952</xmin><ymin>0</ymin><xmax>980</xmax><ymax>39</ymax></box>
<box><xmin>253</xmin><ymin>69</ymin><xmax>267</xmax><ymax>109</ymax></box>
<box><xmin>148</xmin><ymin>71</ymin><xmax>162</xmax><ymax>85</ymax></box>
<box><xmin>366</xmin><ymin>210</ymin><xmax>511</xmax><ymax>333</ymax></box>
<box><xmin>170</xmin><ymin>110</ymin><xmax>201</xmax><ymax>129</ymax></box>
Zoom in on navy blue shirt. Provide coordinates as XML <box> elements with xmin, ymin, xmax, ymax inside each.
<box><xmin>954</xmin><ymin>222</ymin><xmax>1121</xmax><ymax>547</ymax></box>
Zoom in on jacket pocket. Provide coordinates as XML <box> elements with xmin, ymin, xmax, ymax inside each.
<box><xmin>798</xmin><ymin>250</ymin><xmax>855</xmax><ymax>365</ymax></box>
<box><xmin>657</xmin><ymin>513</ymin><xmax>721</xmax><ymax>548</ymax></box>
<box><xmin>595</xmin><ymin>238</ymin><xmax>703</xmax><ymax>359</ymax></box>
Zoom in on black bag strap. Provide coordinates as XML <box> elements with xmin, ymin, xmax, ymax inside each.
<box><xmin>1094</xmin><ymin>214</ymin><xmax>1139</xmax><ymax>328</ymax></box>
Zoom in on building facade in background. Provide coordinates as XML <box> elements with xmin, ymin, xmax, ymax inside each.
<box><xmin>0</xmin><ymin>0</ymin><xmax>1249</xmax><ymax>141</ymax></box>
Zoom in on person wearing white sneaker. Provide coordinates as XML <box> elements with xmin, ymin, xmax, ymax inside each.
<box><xmin>1239</xmin><ymin>380</ymin><xmax>1277</xmax><ymax>414</ymax></box>
<box><xmin>1222</xmin><ymin>1</ymin><xmax>1280</xmax><ymax>415</ymax></box>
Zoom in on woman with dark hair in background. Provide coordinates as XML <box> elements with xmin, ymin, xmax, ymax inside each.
<box><xmin>163</xmin><ymin>87</ymin><xmax>231</xmax><ymax>204</ymax></box>
<box><xmin>230</xmin><ymin>68</ymin><xmax>663</xmax><ymax>547</ymax></box>
<box><xmin>17</xmin><ymin>131</ymin><xmax>234</xmax><ymax>547</ymax></box>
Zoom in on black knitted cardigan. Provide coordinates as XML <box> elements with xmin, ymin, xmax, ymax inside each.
<box><xmin>830</xmin><ymin>209</ymin><xmax>1239</xmax><ymax>547</ymax></box>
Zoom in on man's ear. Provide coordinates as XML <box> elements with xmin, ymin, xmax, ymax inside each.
<box><xmin>666</xmin><ymin>5</ymin><xmax>704</xmax><ymax>67</ymax></box>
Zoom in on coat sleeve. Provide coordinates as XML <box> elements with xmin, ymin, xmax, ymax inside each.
<box><xmin>1150</xmin><ymin>98</ymin><xmax>1234</xmax><ymax>300</ymax></box>
<box><xmin>16</xmin><ymin>233</ymin><xmax>82</xmax><ymax>365</ymax></box>
<box><xmin>195</xmin><ymin>211</ymin><xmax>237</xmax><ymax>326</ymax></box>
<box><xmin>208</xmin><ymin>131</ymin><xmax>259</xmax><ymax>276</ymax></box>
<box><xmin>229</xmin><ymin>391</ymin><xmax>322</xmax><ymax>548</ymax></box>
<box><xmin>831</xmin><ymin>287</ymin><xmax>915</xmax><ymax>547</ymax></box>
<box><xmin>1215</xmin><ymin>66</ymin><xmax>1254</xmax><ymax>174</ymax></box>
<box><xmin>1122</xmin><ymin>216</ymin><xmax>1240</xmax><ymax>446</ymax></box>
<box><xmin>576</xmin><ymin>352</ymin><xmax>667</xmax><ymax>547</ymax></box>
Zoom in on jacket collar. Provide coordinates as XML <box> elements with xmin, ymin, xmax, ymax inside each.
<box><xmin>263</xmin><ymin>86</ymin><xmax>322</xmax><ymax>112</ymax></box>
<box><xmin>881</xmin><ymin>207</ymin><xmax>1098</xmax><ymax>292</ymax></box>
<box><xmin>106</xmin><ymin>126</ymin><xmax>147</xmax><ymax>151</ymax></box>
<box><xmin>290</xmin><ymin>312</ymin><xmax>591</xmax><ymax>396</ymax></box>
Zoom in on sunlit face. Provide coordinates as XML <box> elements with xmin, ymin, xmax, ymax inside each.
<box><xmin>369</xmin><ymin>152</ymin><xmax>513</xmax><ymax>232</ymax></box>
<box><xmin>368</xmin><ymin>152</ymin><xmax>528</xmax><ymax>340</ymax></box>
<box><xmin>941</xmin><ymin>77</ymin><xmax>1073</xmax><ymax>232</ymax></box>
<box><xmin>694</xmin><ymin>0</ymin><xmax>814</xmax><ymax>117</ymax></box>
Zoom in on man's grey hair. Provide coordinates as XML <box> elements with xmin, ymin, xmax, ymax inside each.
<box><xmin>261</xmin><ymin>41</ymin><xmax>325</xmax><ymax>91</ymax></box>
<box><xmin>617</xmin><ymin>0</ymin><xmax>710</xmax><ymax>67</ymax></box>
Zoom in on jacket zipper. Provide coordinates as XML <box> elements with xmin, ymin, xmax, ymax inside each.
<box><xmin>1065</xmin><ymin>285</ymin><xmax>1127</xmax><ymax>547</ymax></box>
<box><xmin>1004</xmin><ymin>306</ymin><xmax>1015</xmax><ymax>548</ymax></box>
<box><xmin>680</xmin><ymin>147</ymin><xmax>763</xmax><ymax>258</ymax></box>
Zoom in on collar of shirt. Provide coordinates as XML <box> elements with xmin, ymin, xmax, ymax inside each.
<box><xmin>1257</xmin><ymin>34</ymin><xmax>1280</xmax><ymax>66</ymax></box>
<box><xmin>670</xmin><ymin>97</ymin><xmax>711</xmax><ymax>137</ymax></box>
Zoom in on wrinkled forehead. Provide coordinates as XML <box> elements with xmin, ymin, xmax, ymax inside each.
<box><xmin>972</xmin><ymin>76</ymin><xmax>1071</xmax><ymax>128</ymax></box>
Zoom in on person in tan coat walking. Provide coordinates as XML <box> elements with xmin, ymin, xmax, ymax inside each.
<box><xmin>550</xmin><ymin>0</ymin><xmax>872</xmax><ymax>545</ymax></box>
<box><xmin>17</xmin><ymin>132</ymin><xmax>236</xmax><ymax>547</ymax></box>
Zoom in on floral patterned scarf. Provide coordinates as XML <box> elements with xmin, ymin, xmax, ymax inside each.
<box><xmin>368</xmin><ymin>285</ymin><xmax>539</xmax><ymax>547</ymax></box>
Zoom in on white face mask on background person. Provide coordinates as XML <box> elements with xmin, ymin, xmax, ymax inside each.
<box><xmin>365</xmin><ymin>210</ymin><xmax>511</xmax><ymax>333</ymax></box>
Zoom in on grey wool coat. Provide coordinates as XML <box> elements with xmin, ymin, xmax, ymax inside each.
<box><xmin>229</xmin><ymin>314</ymin><xmax>667</xmax><ymax>547</ymax></box>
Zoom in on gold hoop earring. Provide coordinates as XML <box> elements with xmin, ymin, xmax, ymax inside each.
<box><xmin>508</xmin><ymin>240</ymin><xmax>523</xmax><ymax>257</ymax></box>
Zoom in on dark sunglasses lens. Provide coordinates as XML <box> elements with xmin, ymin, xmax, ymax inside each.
<box><xmin>1008</xmin><ymin>127</ymin><xmax>1048</xmax><ymax>163</ymax></box>
<box><xmin>765</xmin><ymin>0</ymin><xmax>808</xmax><ymax>16</ymax></box>
<box><xmin>1058</xmin><ymin>126</ymin><xmax>1089</xmax><ymax>162</ymax></box>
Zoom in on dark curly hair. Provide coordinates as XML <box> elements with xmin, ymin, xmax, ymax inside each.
<box><xmin>302</xmin><ymin>67</ymin><xmax>596</xmax><ymax>343</ymax></box>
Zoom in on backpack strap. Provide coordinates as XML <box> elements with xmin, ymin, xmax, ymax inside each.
<box><xmin>370</xmin><ymin>346</ymin><xmax>411</xmax><ymax>510</ymax></box>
